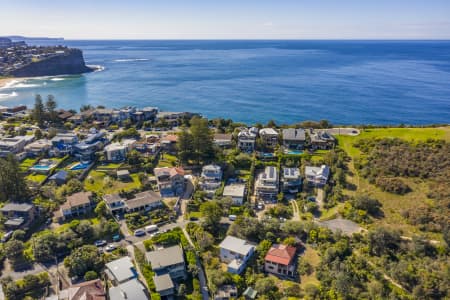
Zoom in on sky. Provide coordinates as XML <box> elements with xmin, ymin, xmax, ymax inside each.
<box><xmin>1</xmin><ymin>0</ymin><xmax>450</xmax><ymax>39</ymax></box>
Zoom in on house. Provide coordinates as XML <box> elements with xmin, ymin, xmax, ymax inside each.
<box><xmin>282</xmin><ymin>128</ymin><xmax>306</xmax><ymax>150</ymax></box>
<box><xmin>214</xmin><ymin>133</ymin><xmax>233</xmax><ymax>148</ymax></box>
<box><xmin>200</xmin><ymin>164</ymin><xmax>222</xmax><ymax>195</ymax></box>
<box><xmin>153</xmin><ymin>274</ymin><xmax>175</xmax><ymax>298</ymax></box>
<box><xmin>103</xmin><ymin>191</ymin><xmax>162</xmax><ymax>214</ymax></box>
<box><xmin>219</xmin><ymin>236</ymin><xmax>255</xmax><ymax>274</ymax></box>
<box><xmin>0</xmin><ymin>203</ymin><xmax>37</xmax><ymax>229</ymax></box>
<box><xmin>73</xmin><ymin>131</ymin><xmax>106</xmax><ymax>162</ymax></box>
<box><xmin>24</xmin><ymin>139</ymin><xmax>52</xmax><ymax>156</ymax></box>
<box><xmin>125</xmin><ymin>191</ymin><xmax>162</xmax><ymax>212</ymax></box>
<box><xmin>0</xmin><ymin>135</ymin><xmax>34</xmax><ymax>157</ymax></box>
<box><xmin>146</xmin><ymin>245</ymin><xmax>187</xmax><ymax>281</ymax></box>
<box><xmin>160</xmin><ymin>134</ymin><xmax>178</xmax><ymax>153</ymax></box>
<box><xmin>59</xmin><ymin>191</ymin><xmax>93</xmax><ymax>219</ymax></box>
<box><xmin>222</xmin><ymin>184</ymin><xmax>246</xmax><ymax>205</ymax></box>
<box><xmin>255</xmin><ymin>166</ymin><xmax>279</xmax><ymax>202</ymax></box>
<box><xmin>104</xmin><ymin>139</ymin><xmax>136</xmax><ymax>162</ymax></box>
<box><xmin>264</xmin><ymin>244</ymin><xmax>297</xmax><ymax>278</ymax></box>
<box><xmin>105</xmin><ymin>256</ymin><xmax>138</xmax><ymax>285</ymax></box>
<box><xmin>48</xmin><ymin>170</ymin><xmax>68</xmax><ymax>185</ymax></box>
<box><xmin>92</xmin><ymin>108</ymin><xmax>114</xmax><ymax>124</ymax></box>
<box><xmin>310</xmin><ymin>130</ymin><xmax>336</xmax><ymax>150</ymax></box>
<box><xmin>67</xmin><ymin>114</ymin><xmax>83</xmax><ymax>125</ymax></box>
<box><xmin>237</xmin><ymin>129</ymin><xmax>257</xmax><ymax>152</ymax></box>
<box><xmin>154</xmin><ymin>167</ymin><xmax>185</xmax><ymax>197</ymax></box>
<box><xmin>103</xmin><ymin>194</ymin><xmax>126</xmax><ymax>214</ymax></box>
<box><xmin>57</xmin><ymin>109</ymin><xmax>74</xmax><ymax>122</ymax></box>
<box><xmin>259</xmin><ymin>128</ymin><xmax>279</xmax><ymax>148</ymax></box>
<box><xmin>214</xmin><ymin>285</ymin><xmax>238</xmax><ymax>300</ymax></box>
<box><xmin>305</xmin><ymin>165</ymin><xmax>330</xmax><ymax>187</ymax></box>
<box><xmin>50</xmin><ymin>133</ymin><xmax>78</xmax><ymax>156</ymax></box>
<box><xmin>45</xmin><ymin>279</ymin><xmax>106</xmax><ymax>300</ymax></box>
<box><xmin>109</xmin><ymin>279</ymin><xmax>148</xmax><ymax>300</ymax></box>
<box><xmin>282</xmin><ymin>167</ymin><xmax>301</xmax><ymax>193</ymax></box>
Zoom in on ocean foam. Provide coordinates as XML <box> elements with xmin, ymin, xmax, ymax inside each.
<box><xmin>113</xmin><ymin>58</ymin><xmax>149</xmax><ymax>62</ymax></box>
<box><xmin>0</xmin><ymin>91</ymin><xmax>18</xmax><ymax>99</ymax></box>
<box><xmin>50</xmin><ymin>77</ymin><xmax>66</xmax><ymax>81</ymax></box>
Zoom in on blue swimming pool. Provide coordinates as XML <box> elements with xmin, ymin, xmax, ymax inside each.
<box><xmin>287</xmin><ymin>150</ymin><xmax>303</xmax><ymax>155</ymax></box>
<box><xmin>70</xmin><ymin>163</ymin><xmax>90</xmax><ymax>170</ymax></box>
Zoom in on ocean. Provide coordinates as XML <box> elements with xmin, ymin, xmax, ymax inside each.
<box><xmin>1</xmin><ymin>40</ymin><xmax>449</xmax><ymax>125</ymax></box>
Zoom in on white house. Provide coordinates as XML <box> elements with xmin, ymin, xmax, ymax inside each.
<box><xmin>222</xmin><ymin>184</ymin><xmax>246</xmax><ymax>205</ymax></box>
<box><xmin>259</xmin><ymin>128</ymin><xmax>279</xmax><ymax>148</ymax></box>
<box><xmin>104</xmin><ymin>139</ymin><xmax>136</xmax><ymax>161</ymax></box>
<box><xmin>255</xmin><ymin>166</ymin><xmax>279</xmax><ymax>202</ymax></box>
<box><xmin>219</xmin><ymin>236</ymin><xmax>255</xmax><ymax>274</ymax></box>
<box><xmin>200</xmin><ymin>164</ymin><xmax>222</xmax><ymax>195</ymax></box>
<box><xmin>305</xmin><ymin>165</ymin><xmax>330</xmax><ymax>187</ymax></box>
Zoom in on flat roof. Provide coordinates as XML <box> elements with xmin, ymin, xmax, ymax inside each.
<box><xmin>146</xmin><ymin>245</ymin><xmax>184</xmax><ymax>269</ymax></box>
<box><xmin>153</xmin><ymin>274</ymin><xmax>174</xmax><ymax>292</ymax></box>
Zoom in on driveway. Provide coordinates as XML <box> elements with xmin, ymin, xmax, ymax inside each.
<box><xmin>318</xmin><ymin>218</ymin><xmax>364</xmax><ymax>235</ymax></box>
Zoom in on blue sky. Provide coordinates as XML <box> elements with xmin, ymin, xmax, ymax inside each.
<box><xmin>2</xmin><ymin>0</ymin><xmax>450</xmax><ymax>39</ymax></box>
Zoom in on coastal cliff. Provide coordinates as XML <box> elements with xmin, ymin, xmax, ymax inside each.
<box><xmin>9</xmin><ymin>48</ymin><xmax>93</xmax><ymax>77</ymax></box>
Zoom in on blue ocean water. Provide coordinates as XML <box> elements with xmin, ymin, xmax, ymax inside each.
<box><xmin>1</xmin><ymin>40</ymin><xmax>449</xmax><ymax>125</ymax></box>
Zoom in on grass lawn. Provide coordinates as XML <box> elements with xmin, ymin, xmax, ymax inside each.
<box><xmin>20</xmin><ymin>158</ymin><xmax>38</xmax><ymax>171</ymax></box>
<box><xmin>309</xmin><ymin>150</ymin><xmax>329</xmax><ymax>163</ymax></box>
<box><xmin>84</xmin><ymin>170</ymin><xmax>142</xmax><ymax>195</ymax></box>
<box><xmin>236</xmin><ymin>169</ymin><xmax>251</xmax><ymax>180</ymax></box>
<box><xmin>26</xmin><ymin>173</ymin><xmax>47</xmax><ymax>184</ymax></box>
<box><xmin>335</xmin><ymin>126</ymin><xmax>450</xmax><ymax>237</ymax></box>
<box><xmin>157</xmin><ymin>153</ymin><xmax>178</xmax><ymax>167</ymax></box>
<box><xmin>300</xmin><ymin>246</ymin><xmax>321</xmax><ymax>289</ymax></box>
<box><xmin>54</xmin><ymin>217</ymin><xmax>101</xmax><ymax>234</ymax></box>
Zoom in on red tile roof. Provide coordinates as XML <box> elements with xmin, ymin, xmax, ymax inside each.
<box><xmin>264</xmin><ymin>244</ymin><xmax>296</xmax><ymax>266</ymax></box>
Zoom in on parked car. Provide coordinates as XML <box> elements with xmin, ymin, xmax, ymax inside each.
<box><xmin>145</xmin><ymin>225</ymin><xmax>158</xmax><ymax>233</ymax></box>
<box><xmin>94</xmin><ymin>240</ymin><xmax>107</xmax><ymax>247</ymax></box>
<box><xmin>228</xmin><ymin>214</ymin><xmax>237</xmax><ymax>221</ymax></box>
<box><xmin>1</xmin><ymin>231</ymin><xmax>14</xmax><ymax>243</ymax></box>
<box><xmin>134</xmin><ymin>229</ymin><xmax>146</xmax><ymax>237</ymax></box>
<box><xmin>105</xmin><ymin>244</ymin><xmax>117</xmax><ymax>252</ymax></box>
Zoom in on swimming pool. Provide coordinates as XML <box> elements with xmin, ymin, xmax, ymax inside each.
<box><xmin>70</xmin><ymin>162</ymin><xmax>90</xmax><ymax>171</ymax></box>
<box><xmin>287</xmin><ymin>150</ymin><xmax>303</xmax><ymax>155</ymax></box>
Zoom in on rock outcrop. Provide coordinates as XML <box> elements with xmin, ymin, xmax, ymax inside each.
<box><xmin>10</xmin><ymin>49</ymin><xmax>93</xmax><ymax>77</ymax></box>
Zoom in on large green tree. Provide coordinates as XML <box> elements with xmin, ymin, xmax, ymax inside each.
<box><xmin>64</xmin><ymin>245</ymin><xmax>104</xmax><ymax>277</ymax></box>
<box><xmin>177</xmin><ymin>126</ymin><xmax>193</xmax><ymax>164</ymax></box>
<box><xmin>199</xmin><ymin>201</ymin><xmax>222</xmax><ymax>233</ymax></box>
<box><xmin>190</xmin><ymin>117</ymin><xmax>215</xmax><ymax>164</ymax></box>
<box><xmin>32</xmin><ymin>94</ymin><xmax>45</xmax><ymax>127</ymax></box>
<box><xmin>45</xmin><ymin>94</ymin><xmax>58</xmax><ymax>123</ymax></box>
<box><xmin>0</xmin><ymin>154</ymin><xmax>29</xmax><ymax>202</ymax></box>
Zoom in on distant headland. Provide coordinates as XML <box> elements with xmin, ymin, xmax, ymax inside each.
<box><xmin>0</xmin><ymin>37</ymin><xmax>93</xmax><ymax>78</ymax></box>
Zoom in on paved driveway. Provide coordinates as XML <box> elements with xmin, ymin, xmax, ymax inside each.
<box><xmin>318</xmin><ymin>218</ymin><xmax>364</xmax><ymax>235</ymax></box>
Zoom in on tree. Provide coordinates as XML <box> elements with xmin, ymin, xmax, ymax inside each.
<box><xmin>200</xmin><ymin>201</ymin><xmax>222</xmax><ymax>233</ymax></box>
<box><xmin>32</xmin><ymin>94</ymin><xmax>45</xmax><ymax>127</ymax></box>
<box><xmin>177</xmin><ymin>127</ymin><xmax>193</xmax><ymax>164</ymax></box>
<box><xmin>255</xmin><ymin>277</ymin><xmax>278</xmax><ymax>299</ymax></box>
<box><xmin>45</xmin><ymin>95</ymin><xmax>58</xmax><ymax>123</ymax></box>
<box><xmin>4</xmin><ymin>239</ymin><xmax>24</xmax><ymax>263</ymax></box>
<box><xmin>368</xmin><ymin>227</ymin><xmax>401</xmax><ymax>256</ymax></box>
<box><xmin>12</xmin><ymin>230</ymin><xmax>26</xmax><ymax>241</ymax></box>
<box><xmin>34</xmin><ymin>128</ymin><xmax>43</xmax><ymax>139</ymax></box>
<box><xmin>0</xmin><ymin>154</ymin><xmax>29</xmax><ymax>202</ymax></box>
<box><xmin>64</xmin><ymin>245</ymin><xmax>104</xmax><ymax>277</ymax></box>
<box><xmin>94</xmin><ymin>201</ymin><xmax>108</xmax><ymax>218</ymax></box>
<box><xmin>84</xmin><ymin>270</ymin><xmax>98</xmax><ymax>281</ymax></box>
<box><xmin>190</xmin><ymin>117</ymin><xmax>215</xmax><ymax>164</ymax></box>
<box><xmin>177</xmin><ymin>283</ymin><xmax>187</xmax><ymax>297</ymax></box>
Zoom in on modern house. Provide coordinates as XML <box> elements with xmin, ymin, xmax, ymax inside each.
<box><xmin>219</xmin><ymin>236</ymin><xmax>255</xmax><ymax>274</ymax></box>
<box><xmin>50</xmin><ymin>133</ymin><xmax>78</xmax><ymax>156</ymax></box>
<box><xmin>104</xmin><ymin>139</ymin><xmax>136</xmax><ymax>162</ymax></box>
<box><xmin>282</xmin><ymin>128</ymin><xmax>306</xmax><ymax>150</ymax></box>
<box><xmin>146</xmin><ymin>245</ymin><xmax>187</xmax><ymax>280</ymax></box>
<box><xmin>305</xmin><ymin>165</ymin><xmax>330</xmax><ymax>187</ymax></box>
<box><xmin>59</xmin><ymin>191</ymin><xmax>93</xmax><ymax>220</ymax></box>
<box><xmin>160</xmin><ymin>134</ymin><xmax>178</xmax><ymax>153</ymax></box>
<box><xmin>200</xmin><ymin>164</ymin><xmax>222</xmax><ymax>195</ymax></box>
<box><xmin>310</xmin><ymin>130</ymin><xmax>336</xmax><ymax>150</ymax></box>
<box><xmin>214</xmin><ymin>285</ymin><xmax>238</xmax><ymax>300</ymax></box>
<box><xmin>264</xmin><ymin>244</ymin><xmax>297</xmax><ymax>278</ymax></box>
<box><xmin>48</xmin><ymin>170</ymin><xmax>68</xmax><ymax>185</ymax></box>
<box><xmin>213</xmin><ymin>133</ymin><xmax>233</xmax><ymax>148</ymax></box>
<box><xmin>222</xmin><ymin>184</ymin><xmax>246</xmax><ymax>205</ymax></box>
<box><xmin>73</xmin><ymin>131</ymin><xmax>106</xmax><ymax>162</ymax></box>
<box><xmin>0</xmin><ymin>203</ymin><xmax>37</xmax><ymax>229</ymax></box>
<box><xmin>109</xmin><ymin>279</ymin><xmax>148</xmax><ymax>300</ymax></box>
<box><xmin>0</xmin><ymin>135</ymin><xmax>34</xmax><ymax>157</ymax></box>
<box><xmin>237</xmin><ymin>129</ymin><xmax>257</xmax><ymax>152</ymax></box>
<box><xmin>24</xmin><ymin>139</ymin><xmax>52</xmax><ymax>156</ymax></box>
<box><xmin>259</xmin><ymin>128</ymin><xmax>279</xmax><ymax>148</ymax></box>
<box><xmin>105</xmin><ymin>256</ymin><xmax>138</xmax><ymax>285</ymax></box>
<box><xmin>154</xmin><ymin>167</ymin><xmax>185</xmax><ymax>197</ymax></box>
<box><xmin>282</xmin><ymin>167</ymin><xmax>302</xmax><ymax>193</ymax></box>
<box><xmin>255</xmin><ymin>166</ymin><xmax>279</xmax><ymax>202</ymax></box>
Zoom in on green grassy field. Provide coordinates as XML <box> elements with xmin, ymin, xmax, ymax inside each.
<box><xmin>299</xmin><ymin>246</ymin><xmax>321</xmax><ymax>289</ymax></box>
<box><xmin>336</xmin><ymin>126</ymin><xmax>450</xmax><ymax>237</ymax></box>
<box><xmin>25</xmin><ymin>173</ymin><xmax>47</xmax><ymax>184</ymax></box>
<box><xmin>20</xmin><ymin>158</ymin><xmax>38</xmax><ymax>171</ymax></box>
<box><xmin>84</xmin><ymin>170</ymin><xmax>142</xmax><ymax>195</ymax></box>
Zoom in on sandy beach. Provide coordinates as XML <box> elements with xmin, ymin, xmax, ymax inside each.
<box><xmin>0</xmin><ymin>77</ymin><xmax>22</xmax><ymax>89</ymax></box>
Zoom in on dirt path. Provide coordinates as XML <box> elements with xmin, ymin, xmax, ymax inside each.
<box><xmin>290</xmin><ymin>200</ymin><xmax>301</xmax><ymax>221</ymax></box>
<box><xmin>316</xmin><ymin>188</ymin><xmax>325</xmax><ymax>210</ymax></box>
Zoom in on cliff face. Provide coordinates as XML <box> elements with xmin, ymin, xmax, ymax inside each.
<box><xmin>10</xmin><ymin>49</ymin><xmax>93</xmax><ymax>77</ymax></box>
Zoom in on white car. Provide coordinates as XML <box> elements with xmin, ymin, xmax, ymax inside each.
<box><xmin>105</xmin><ymin>244</ymin><xmax>117</xmax><ymax>252</ymax></box>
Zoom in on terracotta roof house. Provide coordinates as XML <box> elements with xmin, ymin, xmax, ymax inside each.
<box><xmin>45</xmin><ymin>279</ymin><xmax>106</xmax><ymax>300</ymax></box>
<box><xmin>264</xmin><ymin>244</ymin><xmax>297</xmax><ymax>278</ymax></box>
<box><xmin>60</xmin><ymin>191</ymin><xmax>93</xmax><ymax>220</ymax></box>
<box><xmin>154</xmin><ymin>167</ymin><xmax>185</xmax><ymax>197</ymax></box>
<box><xmin>160</xmin><ymin>134</ymin><xmax>178</xmax><ymax>153</ymax></box>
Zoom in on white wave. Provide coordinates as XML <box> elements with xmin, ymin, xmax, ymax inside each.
<box><xmin>13</xmin><ymin>83</ymin><xmax>41</xmax><ymax>88</ymax></box>
<box><xmin>0</xmin><ymin>91</ymin><xmax>18</xmax><ymax>99</ymax></box>
<box><xmin>113</xmin><ymin>58</ymin><xmax>149</xmax><ymax>62</ymax></box>
<box><xmin>50</xmin><ymin>77</ymin><xmax>66</xmax><ymax>81</ymax></box>
<box><xmin>88</xmin><ymin>65</ymin><xmax>105</xmax><ymax>72</ymax></box>
<box><xmin>0</xmin><ymin>79</ymin><xmax>21</xmax><ymax>90</ymax></box>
